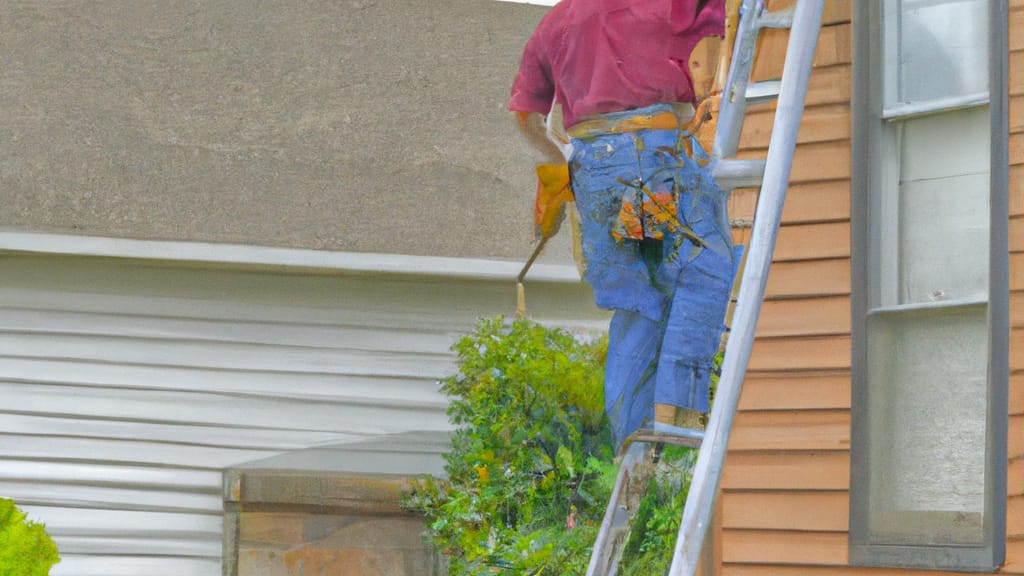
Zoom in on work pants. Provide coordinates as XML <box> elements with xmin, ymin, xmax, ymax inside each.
<box><xmin>568</xmin><ymin>105</ymin><xmax>736</xmax><ymax>447</ymax></box>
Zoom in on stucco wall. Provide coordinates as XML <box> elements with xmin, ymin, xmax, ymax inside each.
<box><xmin>0</xmin><ymin>0</ymin><xmax>562</xmax><ymax>261</ymax></box>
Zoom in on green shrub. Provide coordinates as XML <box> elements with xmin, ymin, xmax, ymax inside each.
<box><xmin>0</xmin><ymin>498</ymin><xmax>60</xmax><ymax>576</ymax></box>
<box><xmin>404</xmin><ymin>316</ymin><xmax>615</xmax><ymax>575</ymax></box>
<box><xmin>405</xmin><ymin>316</ymin><xmax>719</xmax><ymax>574</ymax></box>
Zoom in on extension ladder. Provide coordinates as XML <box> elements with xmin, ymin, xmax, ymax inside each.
<box><xmin>585</xmin><ymin>0</ymin><xmax>825</xmax><ymax>574</ymax></box>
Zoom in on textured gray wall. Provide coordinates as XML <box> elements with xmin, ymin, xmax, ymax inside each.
<box><xmin>1</xmin><ymin>0</ymin><xmax>562</xmax><ymax>260</ymax></box>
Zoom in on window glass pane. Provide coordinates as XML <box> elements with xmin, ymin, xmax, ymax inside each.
<box><xmin>899</xmin><ymin>107</ymin><xmax>990</xmax><ymax>181</ymax></box>
<box><xmin>894</xmin><ymin>0</ymin><xmax>988</xmax><ymax>105</ymax></box>
<box><xmin>867</xmin><ymin>305</ymin><xmax>988</xmax><ymax>546</ymax></box>
<box><xmin>897</xmin><ymin>107</ymin><xmax>990</xmax><ymax>304</ymax></box>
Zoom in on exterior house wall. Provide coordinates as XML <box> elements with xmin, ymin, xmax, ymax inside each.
<box><xmin>716</xmin><ymin>0</ymin><xmax>854</xmax><ymax>571</ymax></box>
<box><xmin>716</xmin><ymin>0</ymin><xmax>1024</xmax><ymax>573</ymax></box>
<box><xmin>0</xmin><ymin>0</ymin><xmax>572</xmax><ymax>264</ymax></box>
<box><xmin>0</xmin><ymin>252</ymin><xmax>603</xmax><ymax>576</ymax></box>
<box><xmin>1008</xmin><ymin>0</ymin><xmax>1024</xmax><ymax>570</ymax></box>
<box><xmin>0</xmin><ymin>1</ymin><xmax>596</xmax><ymax>574</ymax></box>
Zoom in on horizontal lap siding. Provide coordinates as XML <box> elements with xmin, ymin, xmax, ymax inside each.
<box><xmin>756</xmin><ymin>296</ymin><xmax>850</xmax><ymax>337</ymax></box>
<box><xmin>723</xmin><ymin>491</ymin><xmax>849</xmax><ymax>531</ymax></box>
<box><xmin>718</xmin><ymin>3</ymin><xmax>856</xmax><ymax>572</ymax></box>
<box><xmin>738</xmin><ymin>372</ymin><xmax>850</xmax><ymax>411</ymax></box>
<box><xmin>722</xmin><ymin>1</ymin><xmax>1024</xmax><ymax>570</ymax></box>
<box><xmin>720</xmin><ymin>566</ymin><xmax>993</xmax><ymax>576</ymax></box>
<box><xmin>730</xmin><ymin>410</ymin><xmax>849</xmax><ymax>452</ymax></box>
<box><xmin>722</xmin><ymin>530</ymin><xmax>848</xmax><ymax>565</ymax></box>
<box><xmin>1011</xmin><ymin>4</ymin><xmax>1024</xmax><ymax>575</ymax></box>
<box><xmin>762</xmin><ymin>258</ymin><xmax>850</xmax><ymax>297</ymax></box>
<box><xmin>765</xmin><ymin>0</ymin><xmax>851</xmax><ymax>27</ymax></box>
<box><xmin>0</xmin><ymin>254</ymin><xmax>602</xmax><ymax>576</ymax></box>
<box><xmin>731</xmin><ymin>180</ymin><xmax>851</xmax><ymax>226</ymax></box>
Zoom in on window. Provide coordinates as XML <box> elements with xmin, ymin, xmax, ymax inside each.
<box><xmin>850</xmin><ymin>0</ymin><xmax>1009</xmax><ymax>571</ymax></box>
<box><xmin>882</xmin><ymin>0</ymin><xmax>989</xmax><ymax>116</ymax></box>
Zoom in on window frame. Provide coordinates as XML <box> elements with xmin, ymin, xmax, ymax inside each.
<box><xmin>880</xmin><ymin>0</ymin><xmax>990</xmax><ymax>117</ymax></box>
<box><xmin>849</xmin><ymin>0</ymin><xmax>1010</xmax><ymax>571</ymax></box>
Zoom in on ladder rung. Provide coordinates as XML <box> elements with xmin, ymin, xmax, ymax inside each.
<box><xmin>757</xmin><ymin>7</ymin><xmax>795</xmax><ymax>29</ymax></box>
<box><xmin>711</xmin><ymin>159</ymin><xmax>766</xmax><ymax>190</ymax></box>
<box><xmin>746</xmin><ymin>80</ymin><xmax>782</xmax><ymax>105</ymax></box>
<box><xmin>630</xmin><ymin>424</ymin><xmax>704</xmax><ymax>449</ymax></box>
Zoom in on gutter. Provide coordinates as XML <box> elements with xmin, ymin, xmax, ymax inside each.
<box><xmin>0</xmin><ymin>231</ymin><xmax>583</xmax><ymax>283</ymax></box>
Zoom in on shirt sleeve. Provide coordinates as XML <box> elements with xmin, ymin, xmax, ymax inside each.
<box><xmin>508</xmin><ymin>28</ymin><xmax>556</xmax><ymax>116</ymax></box>
<box><xmin>669</xmin><ymin>0</ymin><xmax>726</xmax><ymax>37</ymax></box>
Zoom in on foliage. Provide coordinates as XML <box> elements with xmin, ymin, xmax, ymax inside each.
<box><xmin>619</xmin><ymin>446</ymin><xmax>695</xmax><ymax>576</ymax></box>
<box><xmin>0</xmin><ymin>498</ymin><xmax>60</xmax><ymax>576</ymax></box>
<box><xmin>404</xmin><ymin>316</ymin><xmax>615</xmax><ymax>575</ymax></box>
<box><xmin>405</xmin><ymin>316</ymin><xmax>724</xmax><ymax>574</ymax></box>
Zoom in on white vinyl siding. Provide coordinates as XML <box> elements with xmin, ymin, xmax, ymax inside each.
<box><xmin>0</xmin><ymin>252</ymin><xmax>602</xmax><ymax>576</ymax></box>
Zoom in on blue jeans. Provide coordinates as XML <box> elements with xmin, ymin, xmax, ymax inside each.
<box><xmin>568</xmin><ymin>105</ymin><xmax>736</xmax><ymax>447</ymax></box>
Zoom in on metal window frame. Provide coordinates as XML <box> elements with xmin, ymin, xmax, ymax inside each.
<box><xmin>849</xmin><ymin>0</ymin><xmax>1009</xmax><ymax>571</ymax></box>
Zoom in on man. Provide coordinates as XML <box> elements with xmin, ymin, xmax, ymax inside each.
<box><xmin>510</xmin><ymin>0</ymin><xmax>734</xmax><ymax>449</ymax></box>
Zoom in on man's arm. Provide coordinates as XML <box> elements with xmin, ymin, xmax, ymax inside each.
<box><xmin>514</xmin><ymin>111</ymin><xmax>566</xmax><ymax>165</ymax></box>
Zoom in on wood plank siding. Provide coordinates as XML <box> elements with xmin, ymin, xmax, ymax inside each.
<box><xmin>717</xmin><ymin>1</ymin><xmax>856</xmax><ymax>569</ymax></box>
<box><xmin>1010</xmin><ymin>0</ymin><xmax>1024</xmax><ymax>571</ymax></box>
<box><xmin>0</xmin><ymin>253</ymin><xmax>602</xmax><ymax>576</ymax></box>
<box><xmin>715</xmin><ymin>0</ymin><xmax>1024</xmax><ymax>572</ymax></box>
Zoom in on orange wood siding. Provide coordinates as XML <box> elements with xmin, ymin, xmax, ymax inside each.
<box><xmin>720</xmin><ymin>567</ymin><xmax>1007</xmax><ymax>576</ymax></box>
<box><xmin>1014</xmin><ymin>94</ymin><xmax>1024</xmax><ymax>134</ymax></box>
<box><xmin>765</xmin><ymin>0</ymin><xmax>850</xmax><ymax>27</ymax></box>
<box><xmin>723</xmin><ymin>492</ymin><xmax>849</xmax><ymax>531</ymax></box>
<box><xmin>716</xmin><ymin>0</ymin><xmax>1024</xmax><ymax>572</ymax></box>
<box><xmin>1014</xmin><ymin>165</ymin><xmax>1024</xmax><ymax>215</ymax></box>
<box><xmin>1014</xmin><ymin>373</ymin><xmax>1024</xmax><ymax>429</ymax></box>
<box><xmin>738</xmin><ymin>372</ymin><xmax>850</xmax><ymax>411</ymax></box>
<box><xmin>732</xmin><ymin>179</ymin><xmax>851</xmax><ymax>225</ymax></box>
<box><xmin>722</xmin><ymin>531</ymin><xmax>848</xmax><ymax>565</ymax></box>
<box><xmin>721</xmin><ymin>451</ymin><xmax>849</xmax><ymax>491</ymax></box>
<box><xmin>1012</xmin><ymin>9</ymin><xmax>1024</xmax><ymax>574</ymax></box>
<box><xmin>718</xmin><ymin>1</ymin><xmax>855</xmax><ymax>569</ymax></box>
<box><xmin>756</xmin><ymin>296</ymin><xmax>851</xmax><ymax>337</ymax></box>
<box><xmin>761</xmin><ymin>258</ymin><xmax>849</xmax><ymax>297</ymax></box>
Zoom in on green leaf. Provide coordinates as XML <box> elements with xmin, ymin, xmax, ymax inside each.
<box><xmin>0</xmin><ymin>498</ymin><xmax>60</xmax><ymax>576</ymax></box>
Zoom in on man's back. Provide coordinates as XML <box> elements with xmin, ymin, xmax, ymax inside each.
<box><xmin>509</xmin><ymin>0</ymin><xmax>724</xmax><ymax>127</ymax></box>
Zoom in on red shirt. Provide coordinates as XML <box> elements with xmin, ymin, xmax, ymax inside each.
<box><xmin>509</xmin><ymin>0</ymin><xmax>725</xmax><ymax>128</ymax></box>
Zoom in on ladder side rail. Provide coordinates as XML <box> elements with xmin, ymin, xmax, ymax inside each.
<box><xmin>712</xmin><ymin>0</ymin><xmax>764</xmax><ymax>160</ymax></box>
<box><xmin>668</xmin><ymin>1</ymin><xmax>825</xmax><ymax>574</ymax></box>
<box><xmin>585</xmin><ymin>442</ymin><xmax>649</xmax><ymax>576</ymax></box>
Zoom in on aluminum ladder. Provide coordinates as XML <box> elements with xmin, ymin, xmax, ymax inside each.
<box><xmin>585</xmin><ymin>1</ymin><xmax>825</xmax><ymax>574</ymax></box>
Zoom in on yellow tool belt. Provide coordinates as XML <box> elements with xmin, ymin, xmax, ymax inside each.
<box><xmin>567</xmin><ymin>102</ymin><xmax>696</xmax><ymax>139</ymax></box>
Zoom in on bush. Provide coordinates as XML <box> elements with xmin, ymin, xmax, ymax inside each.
<box><xmin>0</xmin><ymin>498</ymin><xmax>60</xmax><ymax>576</ymax></box>
<box><xmin>405</xmin><ymin>316</ymin><xmax>718</xmax><ymax>574</ymax></box>
<box><xmin>404</xmin><ymin>316</ymin><xmax>615</xmax><ymax>575</ymax></box>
